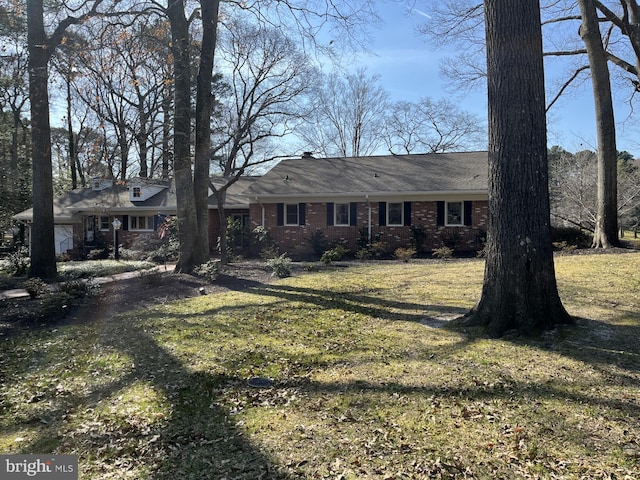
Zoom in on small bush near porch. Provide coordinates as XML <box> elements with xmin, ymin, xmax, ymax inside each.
<box><xmin>0</xmin><ymin>253</ymin><xmax>639</xmax><ymax>478</ymax></box>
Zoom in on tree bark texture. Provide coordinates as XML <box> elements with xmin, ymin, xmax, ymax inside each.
<box><xmin>27</xmin><ymin>0</ymin><xmax>57</xmax><ymax>279</ymax></box>
<box><xmin>167</xmin><ymin>0</ymin><xmax>198</xmax><ymax>273</ymax></box>
<box><xmin>460</xmin><ymin>0</ymin><xmax>571</xmax><ymax>336</ymax></box>
<box><xmin>66</xmin><ymin>74</ymin><xmax>78</xmax><ymax>189</ymax></box>
<box><xmin>161</xmin><ymin>83</ymin><xmax>172</xmax><ymax>178</ymax></box>
<box><xmin>215</xmin><ymin>189</ymin><xmax>229</xmax><ymax>265</ymax></box>
<box><xmin>193</xmin><ymin>0</ymin><xmax>220</xmax><ymax>266</ymax></box>
<box><xmin>578</xmin><ymin>0</ymin><xmax>619</xmax><ymax>248</ymax></box>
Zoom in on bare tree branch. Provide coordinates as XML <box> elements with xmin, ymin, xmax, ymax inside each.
<box><xmin>546</xmin><ymin>65</ymin><xmax>590</xmax><ymax>111</ymax></box>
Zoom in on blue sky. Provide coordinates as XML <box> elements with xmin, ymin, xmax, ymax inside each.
<box><xmin>352</xmin><ymin>1</ymin><xmax>638</xmax><ymax>156</ymax></box>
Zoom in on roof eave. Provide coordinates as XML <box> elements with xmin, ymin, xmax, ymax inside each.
<box><xmin>251</xmin><ymin>189</ymin><xmax>487</xmax><ymax>200</ymax></box>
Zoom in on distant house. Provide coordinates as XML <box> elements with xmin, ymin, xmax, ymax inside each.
<box><xmin>14</xmin><ymin>152</ymin><xmax>489</xmax><ymax>258</ymax></box>
<box><xmin>13</xmin><ymin>176</ymin><xmax>257</xmax><ymax>257</ymax></box>
<box><xmin>245</xmin><ymin>152</ymin><xmax>488</xmax><ymax>256</ymax></box>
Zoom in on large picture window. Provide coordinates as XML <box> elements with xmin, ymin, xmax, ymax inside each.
<box><xmin>129</xmin><ymin>215</ymin><xmax>154</xmax><ymax>231</ymax></box>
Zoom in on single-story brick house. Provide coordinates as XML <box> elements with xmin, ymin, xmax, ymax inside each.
<box><xmin>244</xmin><ymin>151</ymin><xmax>488</xmax><ymax>256</ymax></box>
<box><xmin>14</xmin><ymin>151</ymin><xmax>488</xmax><ymax>257</ymax></box>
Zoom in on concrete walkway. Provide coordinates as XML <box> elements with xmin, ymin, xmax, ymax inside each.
<box><xmin>0</xmin><ymin>264</ymin><xmax>174</xmax><ymax>301</ymax></box>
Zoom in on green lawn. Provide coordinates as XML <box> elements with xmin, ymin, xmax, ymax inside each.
<box><xmin>1</xmin><ymin>254</ymin><xmax>639</xmax><ymax>479</ymax></box>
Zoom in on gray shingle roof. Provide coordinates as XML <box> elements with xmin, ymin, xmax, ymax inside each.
<box><xmin>245</xmin><ymin>152</ymin><xmax>488</xmax><ymax>198</ymax></box>
<box><xmin>209</xmin><ymin>177</ymin><xmax>260</xmax><ymax>208</ymax></box>
<box><xmin>13</xmin><ymin>177</ymin><xmax>259</xmax><ymax>222</ymax></box>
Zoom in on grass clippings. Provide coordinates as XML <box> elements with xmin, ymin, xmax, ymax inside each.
<box><xmin>0</xmin><ymin>254</ymin><xmax>639</xmax><ymax>479</ymax></box>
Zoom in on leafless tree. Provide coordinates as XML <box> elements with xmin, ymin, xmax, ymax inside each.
<box><xmin>166</xmin><ymin>0</ymin><xmax>378</xmax><ymax>273</ymax></box>
<box><xmin>577</xmin><ymin>0</ymin><xmax>619</xmax><ymax>247</ymax></box>
<box><xmin>383</xmin><ymin>97</ymin><xmax>485</xmax><ymax>154</ymax></box>
<box><xmin>26</xmin><ymin>0</ymin><xmax>146</xmax><ymax>278</ymax></box>
<box><xmin>0</xmin><ymin>2</ymin><xmax>31</xmax><ymax>231</ymax></box>
<box><xmin>549</xmin><ymin>147</ymin><xmax>598</xmax><ymax>230</ymax></box>
<box><xmin>618</xmin><ymin>156</ymin><xmax>640</xmax><ymax>235</ymax></box>
<box><xmin>210</xmin><ymin>20</ymin><xmax>314</xmax><ymax>263</ymax></box>
<box><xmin>67</xmin><ymin>18</ymin><xmax>171</xmax><ymax>182</ymax></box>
<box><xmin>549</xmin><ymin>147</ymin><xmax>640</xmax><ymax>235</ymax></box>
<box><xmin>297</xmin><ymin>67</ymin><xmax>389</xmax><ymax>157</ymax></box>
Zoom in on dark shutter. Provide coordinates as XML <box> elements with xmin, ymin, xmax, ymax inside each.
<box><xmin>299</xmin><ymin>203</ymin><xmax>306</xmax><ymax>226</ymax></box>
<box><xmin>404</xmin><ymin>202</ymin><xmax>412</xmax><ymax>226</ymax></box>
<box><xmin>379</xmin><ymin>202</ymin><xmax>386</xmax><ymax>226</ymax></box>
<box><xmin>276</xmin><ymin>203</ymin><xmax>284</xmax><ymax>226</ymax></box>
<box><xmin>436</xmin><ymin>202</ymin><xmax>445</xmax><ymax>226</ymax></box>
<box><xmin>350</xmin><ymin>202</ymin><xmax>358</xmax><ymax>226</ymax></box>
<box><xmin>122</xmin><ymin>215</ymin><xmax>129</xmax><ymax>231</ymax></box>
<box><xmin>327</xmin><ymin>203</ymin><xmax>334</xmax><ymax>226</ymax></box>
<box><xmin>153</xmin><ymin>215</ymin><xmax>161</xmax><ymax>230</ymax></box>
<box><xmin>464</xmin><ymin>201</ymin><xmax>473</xmax><ymax>226</ymax></box>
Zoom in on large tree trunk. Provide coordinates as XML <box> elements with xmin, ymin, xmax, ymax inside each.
<box><xmin>137</xmin><ymin>107</ymin><xmax>149</xmax><ymax>178</ymax></box>
<box><xmin>192</xmin><ymin>0</ymin><xmax>220</xmax><ymax>266</ymax></box>
<box><xmin>458</xmin><ymin>0</ymin><xmax>571</xmax><ymax>336</ymax></box>
<box><xmin>66</xmin><ymin>72</ymin><xmax>78</xmax><ymax>189</ymax></box>
<box><xmin>215</xmin><ymin>189</ymin><xmax>229</xmax><ymax>265</ymax></box>
<box><xmin>161</xmin><ymin>83</ymin><xmax>172</xmax><ymax>179</ymax></box>
<box><xmin>579</xmin><ymin>0</ymin><xmax>619</xmax><ymax>248</ymax></box>
<box><xmin>27</xmin><ymin>0</ymin><xmax>57</xmax><ymax>279</ymax></box>
<box><xmin>117</xmin><ymin>121</ymin><xmax>129</xmax><ymax>182</ymax></box>
<box><xmin>167</xmin><ymin>0</ymin><xmax>198</xmax><ymax>273</ymax></box>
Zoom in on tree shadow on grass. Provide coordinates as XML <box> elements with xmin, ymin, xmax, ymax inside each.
<box><xmin>245</xmin><ymin>283</ymin><xmax>469</xmax><ymax>326</ymax></box>
<box><xmin>525</xmin><ymin>315</ymin><xmax>640</xmax><ymax>383</ymax></box>
<box><xmin>2</xmin><ymin>286</ymin><xmax>292</xmax><ymax>479</ymax></box>
<box><xmin>9</xmin><ymin>267</ymin><xmax>638</xmax><ymax>478</ymax></box>
<box><xmin>98</xmin><ymin>324</ymin><xmax>290</xmax><ymax>479</ymax></box>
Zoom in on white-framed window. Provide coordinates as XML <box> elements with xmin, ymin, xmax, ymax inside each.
<box><xmin>132</xmin><ymin>186</ymin><xmax>142</xmax><ymax>198</ymax></box>
<box><xmin>129</xmin><ymin>215</ymin><xmax>154</xmax><ymax>231</ymax></box>
<box><xmin>387</xmin><ymin>202</ymin><xmax>403</xmax><ymax>226</ymax></box>
<box><xmin>285</xmin><ymin>204</ymin><xmax>299</xmax><ymax>226</ymax></box>
<box><xmin>335</xmin><ymin>203</ymin><xmax>350</xmax><ymax>226</ymax></box>
<box><xmin>99</xmin><ymin>216</ymin><xmax>110</xmax><ymax>231</ymax></box>
<box><xmin>446</xmin><ymin>201</ymin><xmax>463</xmax><ymax>226</ymax></box>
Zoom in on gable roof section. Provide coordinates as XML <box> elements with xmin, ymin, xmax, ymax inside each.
<box><xmin>13</xmin><ymin>177</ymin><xmax>259</xmax><ymax>222</ymax></box>
<box><xmin>12</xmin><ymin>186</ymin><xmax>129</xmax><ymax>222</ymax></box>
<box><xmin>57</xmin><ymin>182</ymin><xmax>174</xmax><ymax>213</ymax></box>
<box><xmin>245</xmin><ymin>152</ymin><xmax>488</xmax><ymax>199</ymax></box>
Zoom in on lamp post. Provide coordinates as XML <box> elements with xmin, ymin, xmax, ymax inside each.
<box><xmin>112</xmin><ymin>218</ymin><xmax>122</xmax><ymax>260</ymax></box>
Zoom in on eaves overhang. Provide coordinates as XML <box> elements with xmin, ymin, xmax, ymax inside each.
<box><xmin>251</xmin><ymin>190</ymin><xmax>488</xmax><ymax>201</ymax></box>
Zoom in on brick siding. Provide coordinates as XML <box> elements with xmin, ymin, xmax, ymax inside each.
<box><xmin>250</xmin><ymin>200</ymin><xmax>488</xmax><ymax>257</ymax></box>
